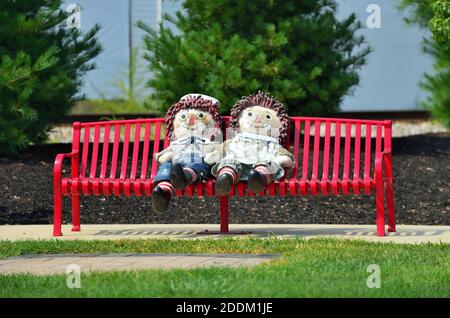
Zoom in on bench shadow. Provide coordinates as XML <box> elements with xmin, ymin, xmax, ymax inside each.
<box><xmin>93</xmin><ymin>227</ymin><xmax>446</xmax><ymax>238</ymax></box>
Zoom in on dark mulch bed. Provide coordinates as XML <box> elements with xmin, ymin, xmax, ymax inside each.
<box><xmin>0</xmin><ymin>133</ymin><xmax>449</xmax><ymax>226</ymax></box>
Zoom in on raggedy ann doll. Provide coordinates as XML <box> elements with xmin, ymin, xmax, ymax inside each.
<box><xmin>151</xmin><ymin>94</ymin><xmax>224</xmax><ymax>212</ymax></box>
<box><xmin>212</xmin><ymin>91</ymin><xmax>294</xmax><ymax>195</ymax></box>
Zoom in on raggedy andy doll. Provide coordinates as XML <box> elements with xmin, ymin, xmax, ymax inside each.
<box><xmin>212</xmin><ymin>91</ymin><xmax>294</xmax><ymax>195</ymax></box>
<box><xmin>151</xmin><ymin>94</ymin><xmax>224</xmax><ymax>212</ymax></box>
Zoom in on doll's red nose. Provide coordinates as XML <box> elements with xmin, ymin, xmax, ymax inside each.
<box><xmin>254</xmin><ymin>115</ymin><xmax>262</xmax><ymax>123</ymax></box>
<box><xmin>188</xmin><ymin>116</ymin><xmax>195</xmax><ymax>126</ymax></box>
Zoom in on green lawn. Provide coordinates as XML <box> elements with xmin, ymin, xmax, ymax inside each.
<box><xmin>0</xmin><ymin>238</ymin><xmax>448</xmax><ymax>297</ymax></box>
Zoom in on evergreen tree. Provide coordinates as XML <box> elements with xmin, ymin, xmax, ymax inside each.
<box><xmin>139</xmin><ymin>0</ymin><xmax>371</xmax><ymax>115</ymax></box>
<box><xmin>429</xmin><ymin>0</ymin><xmax>450</xmax><ymax>49</ymax></box>
<box><xmin>399</xmin><ymin>0</ymin><xmax>450</xmax><ymax>128</ymax></box>
<box><xmin>0</xmin><ymin>0</ymin><xmax>102</xmax><ymax>154</ymax></box>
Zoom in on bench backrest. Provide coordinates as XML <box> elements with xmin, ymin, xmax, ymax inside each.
<box><xmin>71</xmin><ymin>116</ymin><xmax>391</xmax><ymax>191</ymax></box>
<box><xmin>287</xmin><ymin>117</ymin><xmax>391</xmax><ymax>195</ymax></box>
<box><xmin>71</xmin><ymin>118</ymin><xmax>168</xmax><ymax>182</ymax></box>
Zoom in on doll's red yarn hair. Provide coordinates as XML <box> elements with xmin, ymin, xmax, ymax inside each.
<box><xmin>230</xmin><ymin>91</ymin><xmax>290</xmax><ymax>144</ymax></box>
<box><xmin>165</xmin><ymin>95</ymin><xmax>224</xmax><ymax>140</ymax></box>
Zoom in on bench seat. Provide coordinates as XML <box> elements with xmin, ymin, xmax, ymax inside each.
<box><xmin>61</xmin><ymin>177</ymin><xmax>376</xmax><ymax>197</ymax></box>
<box><xmin>53</xmin><ymin>116</ymin><xmax>396</xmax><ymax>237</ymax></box>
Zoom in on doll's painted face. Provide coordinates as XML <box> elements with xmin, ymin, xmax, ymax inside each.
<box><xmin>238</xmin><ymin>106</ymin><xmax>281</xmax><ymax>138</ymax></box>
<box><xmin>173</xmin><ymin>108</ymin><xmax>222</xmax><ymax>141</ymax></box>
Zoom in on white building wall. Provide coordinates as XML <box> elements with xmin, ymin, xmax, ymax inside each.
<box><xmin>63</xmin><ymin>0</ymin><xmax>433</xmax><ymax>111</ymax></box>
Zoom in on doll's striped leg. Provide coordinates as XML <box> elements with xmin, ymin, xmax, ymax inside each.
<box><xmin>152</xmin><ymin>161</ymin><xmax>174</xmax><ymax>213</ymax></box>
<box><xmin>172</xmin><ymin>161</ymin><xmax>213</xmax><ymax>189</ymax></box>
<box><xmin>215</xmin><ymin>166</ymin><xmax>239</xmax><ymax>196</ymax></box>
<box><xmin>171</xmin><ymin>163</ymin><xmax>198</xmax><ymax>189</ymax></box>
<box><xmin>184</xmin><ymin>167</ymin><xmax>198</xmax><ymax>183</ymax></box>
<box><xmin>248</xmin><ymin>164</ymin><xmax>274</xmax><ymax>193</ymax></box>
<box><xmin>152</xmin><ymin>181</ymin><xmax>174</xmax><ymax>213</ymax></box>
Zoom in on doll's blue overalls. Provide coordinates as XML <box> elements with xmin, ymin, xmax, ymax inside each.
<box><xmin>154</xmin><ymin>136</ymin><xmax>212</xmax><ymax>183</ymax></box>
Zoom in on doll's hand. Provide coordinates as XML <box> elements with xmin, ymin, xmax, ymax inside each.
<box><xmin>204</xmin><ymin>151</ymin><xmax>220</xmax><ymax>165</ymax></box>
<box><xmin>157</xmin><ymin>151</ymin><xmax>174</xmax><ymax>164</ymax></box>
<box><xmin>275</xmin><ymin>155</ymin><xmax>293</xmax><ymax>168</ymax></box>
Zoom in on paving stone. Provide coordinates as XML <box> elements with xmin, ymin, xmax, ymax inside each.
<box><xmin>0</xmin><ymin>253</ymin><xmax>278</xmax><ymax>275</ymax></box>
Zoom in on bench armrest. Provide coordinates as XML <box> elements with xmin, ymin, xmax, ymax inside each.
<box><xmin>54</xmin><ymin>152</ymin><xmax>78</xmax><ymax>182</ymax></box>
<box><xmin>375</xmin><ymin>150</ymin><xmax>392</xmax><ymax>183</ymax></box>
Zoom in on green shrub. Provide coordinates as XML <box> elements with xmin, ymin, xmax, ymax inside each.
<box><xmin>421</xmin><ymin>39</ymin><xmax>450</xmax><ymax>128</ymax></box>
<box><xmin>138</xmin><ymin>0</ymin><xmax>371</xmax><ymax>115</ymax></box>
<box><xmin>429</xmin><ymin>0</ymin><xmax>450</xmax><ymax>48</ymax></box>
<box><xmin>0</xmin><ymin>0</ymin><xmax>101</xmax><ymax>155</ymax></box>
<box><xmin>399</xmin><ymin>0</ymin><xmax>450</xmax><ymax>128</ymax></box>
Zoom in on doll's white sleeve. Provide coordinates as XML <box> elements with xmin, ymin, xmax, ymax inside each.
<box><xmin>208</xmin><ymin>140</ymin><xmax>231</xmax><ymax>164</ymax></box>
<box><xmin>276</xmin><ymin>145</ymin><xmax>295</xmax><ymax>164</ymax></box>
<box><xmin>154</xmin><ymin>144</ymin><xmax>173</xmax><ymax>163</ymax></box>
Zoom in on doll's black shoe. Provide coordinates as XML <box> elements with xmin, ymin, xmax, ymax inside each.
<box><xmin>248</xmin><ymin>169</ymin><xmax>267</xmax><ymax>193</ymax></box>
<box><xmin>151</xmin><ymin>185</ymin><xmax>172</xmax><ymax>212</ymax></box>
<box><xmin>215</xmin><ymin>173</ymin><xmax>233</xmax><ymax>195</ymax></box>
<box><xmin>170</xmin><ymin>163</ymin><xmax>190</xmax><ymax>189</ymax></box>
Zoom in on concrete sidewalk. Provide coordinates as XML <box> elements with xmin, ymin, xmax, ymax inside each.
<box><xmin>0</xmin><ymin>253</ymin><xmax>277</xmax><ymax>275</ymax></box>
<box><xmin>0</xmin><ymin>224</ymin><xmax>449</xmax><ymax>244</ymax></box>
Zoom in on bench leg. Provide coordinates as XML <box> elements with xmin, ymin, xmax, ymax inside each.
<box><xmin>71</xmin><ymin>194</ymin><xmax>80</xmax><ymax>232</ymax></box>
<box><xmin>220</xmin><ymin>195</ymin><xmax>229</xmax><ymax>233</ymax></box>
<box><xmin>375</xmin><ymin>179</ymin><xmax>386</xmax><ymax>237</ymax></box>
<box><xmin>383</xmin><ymin>155</ymin><xmax>396</xmax><ymax>233</ymax></box>
<box><xmin>53</xmin><ymin>186</ymin><xmax>63</xmax><ymax>237</ymax></box>
<box><xmin>375</xmin><ymin>188</ymin><xmax>386</xmax><ymax>236</ymax></box>
<box><xmin>385</xmin><ymin>182</ymin><xmax>396</xmax><ymax>232</ymax></box>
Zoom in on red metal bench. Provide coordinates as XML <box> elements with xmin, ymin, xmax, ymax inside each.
<box><xmin>53</xmin><ymin>116</ymin><xmax>396</xmax><ymax>237</ymax></box>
